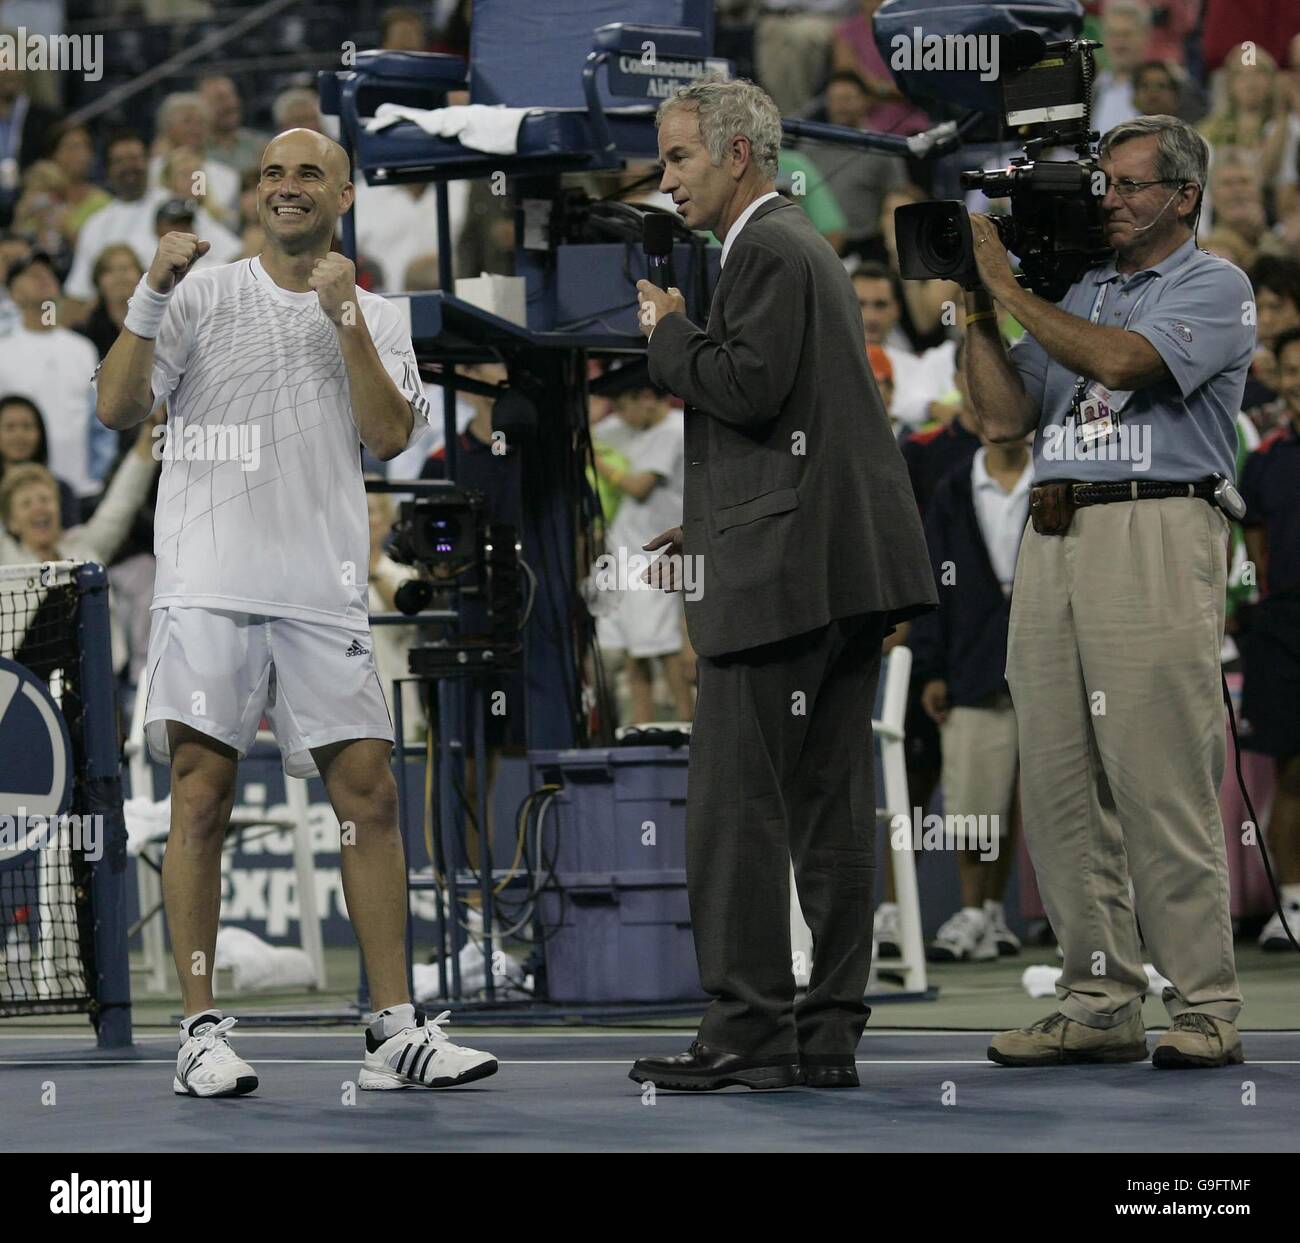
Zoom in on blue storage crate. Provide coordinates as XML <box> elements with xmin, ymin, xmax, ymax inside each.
<box><xmin>528</xmin><ymin>747</ymin><xmax>701</xmax><ymax>1002</ymax></box>
<box><xmin>528</xmin><ymin>746</ymin><xmax>689</xmax><ymax>875</ymax></box>
<box><xmin>537</xmin><ymin>869</ymin><xmax>706</xmax><ymax>1003</ymax></box>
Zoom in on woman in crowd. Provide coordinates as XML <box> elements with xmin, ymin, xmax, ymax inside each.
<box><xmin>0</xmin><ymin>394</ymin><xmax>80</xmax><ymax>529</ymax></box>
<box><xmin>0</xmin><ymin>409</ymin><xmax>159</xmax><ymax>685</ymax></box>
<box><xmin>162</xmin><ymin>145</ymin><xmax>237</xmax><ymax>230</ymax></box>
<box><xmin>12</xmin><ymin>161</ymin><xmax>73</xmax><ymax>277</ymax></box>
<box><xmin>1200</xmin><ymin>44</ymin><xmax>1300</xmax><ymax>217</ymax></box>
<box><xmin>0</xmin><ymin>407</ymin><xmax>159</xmax><ymax>569</ymax></box>
<box><xmin>47</xmin><ymin>123</ymin><xmax>110</xmax><ymax>241</ymax></box>
<box><xmin>76</xmin><ymin>242</ymin><xmax>143</xmax><ymax>361</ymax></box>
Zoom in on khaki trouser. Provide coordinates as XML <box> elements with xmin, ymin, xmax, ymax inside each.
<box><xmin>1006</xmin><ymin>498</ymin><xmax>1242</xmax><ymax>1027</ymax></box>
<box><xmin>940</xmin><ymin>695</ymin><xmax>1019</xmax><ymax>829</ymax></box>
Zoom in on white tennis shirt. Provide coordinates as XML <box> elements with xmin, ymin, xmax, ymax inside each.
<box><xmin>133</xmin><ymin>256</ymin><xmax>428</xmax><ymax>630</ymax></box>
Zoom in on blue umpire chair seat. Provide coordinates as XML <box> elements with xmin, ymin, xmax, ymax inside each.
<box><xmin>320</xmin><ymin>0</ymin><xmax>722</xmax><ymax>185</ymax></box>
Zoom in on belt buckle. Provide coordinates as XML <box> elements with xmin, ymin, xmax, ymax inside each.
<box><xmin>1029</xmin><ymin>482</ymin><xmax>1077</xmax><ymax>536</ymax></box>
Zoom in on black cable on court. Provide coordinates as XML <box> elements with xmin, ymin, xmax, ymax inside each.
<box><xmin>1223</xmin><ymin>673</ymin><xmax>1300</xmax><ymax>953</ymax></box>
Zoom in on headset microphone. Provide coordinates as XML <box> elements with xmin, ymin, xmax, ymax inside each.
<box><xmin>1129</xmin><ymin>187</ymin><xmax>1182</xmax><ymax>232</ymax></box>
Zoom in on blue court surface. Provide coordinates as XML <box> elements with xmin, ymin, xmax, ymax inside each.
<box><xmin>3</xmin><ymin>1028</ymin><xmax>1297</xmax><ymax>1152</ymax></box>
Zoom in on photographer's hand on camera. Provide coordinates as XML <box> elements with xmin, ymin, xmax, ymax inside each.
<box><xmin>961</xmin><ymin>215</ymin><xmax>1039</xmax><ymax>443</ymax></box>
<box><xmin>968</xmin><ymin>213</ymin><xmax>1017</xmax><ymax>299</ymax></box>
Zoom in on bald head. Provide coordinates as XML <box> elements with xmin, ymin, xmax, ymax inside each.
<box><xmin>258</xmin><ymin>128</ymin><xmax>353</xmax><ymax>256</ymax></box>
<box><xmin>262</xmin><ymin>128</ymin><xmax>350</xmax><ymax>183</ymax></box>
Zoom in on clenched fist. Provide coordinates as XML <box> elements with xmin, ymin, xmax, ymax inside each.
<box><xmin>147</xmin><ymin>232</ymin><xmax>210</xmax><ymax>294</ymax></box>
<box><xmin>309</xmin><ymin>252</ymin><xmax>357</xmax><ymax>325</ymax></box>
<box><xmin>635</xmin><ymin>280</ymin><xmax>685</xmax><ymax>339</ymax></box>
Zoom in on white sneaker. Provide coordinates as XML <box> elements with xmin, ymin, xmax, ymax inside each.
<box><xmin>873</xmin><ymin>902</ymin><xmax>901</xmax><ymax>958</ymax></box>
<box><xmin>174</xmin><ymin>1015</ymin><xmax>258</xmax><ymax>1098</ymax></box>
<box><xmin>983</xmin><ymin>902</ymin><xmax>1021</xmax><ymax>957</ymax></box>
<box><xmin>927</xmin><ymin>909</ymin><xmax>997</xmax><ymax>962</ymax></box>
<box><xmin>1259</xmin><ymin>903</ymin><xmax>1300</xmax><ymax>952</ymax></box>
<box><xmin>359</xmin><ymin>1010</ymin><xmax>499</xmax><ymax>1090</ymax></box>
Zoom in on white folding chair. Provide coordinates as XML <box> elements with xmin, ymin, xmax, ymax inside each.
<box><xmin>790</xmin><ymin>644</ymin><xmax>928</xmax><ymax>996</ymax></box>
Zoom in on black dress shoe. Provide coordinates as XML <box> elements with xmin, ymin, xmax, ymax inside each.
<box><xmin>629</xmin><ymin>1041</ymin><xmax>802</xmax><ymax>1091</ymax></box>
<box><xmin>800</xmin><ymin>1053</ymin><xmax>860</xmax><ymax>1088</ymax></box>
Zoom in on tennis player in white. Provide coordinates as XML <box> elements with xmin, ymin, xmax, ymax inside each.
<box><xmin>96</xmin><ymin>128</ymin><xmax>498</xmax><ymax>1097</ymax></box>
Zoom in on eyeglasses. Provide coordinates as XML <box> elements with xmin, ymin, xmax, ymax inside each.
<box><xmin>1108</xmin><ymin>177</ymin><xmax>1185</xmax><ymax>198</ymax></box>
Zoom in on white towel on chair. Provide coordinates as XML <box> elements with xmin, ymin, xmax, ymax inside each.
<box><xmin>412</xmin><ymin>945</ymin><xmax>530</xmax><ymax>1002</ymax></box>
<box><xmin>363</xmin><ymin>103</ymin><xmax>533</xmax><ymax>154</ymax></box>
<box><xmin>122</xmin><ymin>796</ymin><xmax>171</xmax><ymax>856</ymax></box>
<box><xmin>215</xmin><ymin>926</ymin><xmax>316</xmax><ymax>993</ymax></box>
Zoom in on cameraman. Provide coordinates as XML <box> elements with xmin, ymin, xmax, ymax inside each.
<box><xmin>963</xmin><ymin>116</ymin><xmax>1254</xmax><ymax>1070</ymax></box>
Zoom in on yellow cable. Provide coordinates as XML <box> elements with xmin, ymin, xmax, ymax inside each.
<box><xmin>494</xmin><ymin>783</ymin><xmax>562</xmax><ymax>895</ymax></box>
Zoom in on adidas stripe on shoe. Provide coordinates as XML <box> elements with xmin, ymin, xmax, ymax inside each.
<box><xmin>174</xmin><ymin>1015</ymin><xmax>259</xmax><ymax>1098</ymax></box>
<box><xmin>359</xmin><ymin>1010</ymin><xmax>498</xmax><ymax>1090</ymax></box>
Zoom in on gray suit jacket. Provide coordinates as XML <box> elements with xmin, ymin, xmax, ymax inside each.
<box><xmin>647</xmin><ymin>195</ymin><xmax>937</xmax><ymax>659</ymax></box>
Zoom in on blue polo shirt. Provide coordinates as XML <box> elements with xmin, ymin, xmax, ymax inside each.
<box><xmin>1240</xmin><ymin>418</ymin><xmax>1300</xmax><ymax>596</ymax></box>
<box><xmin>1008</xmin><ymin>238</ymin><xmax>1256</xmax><ymax>483</ymax></box>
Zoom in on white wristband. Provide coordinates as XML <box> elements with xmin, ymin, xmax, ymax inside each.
<box><xmin>123</xmin><ymin>277</ymin><xmax>173</xmax><ymax>339</ymax></box>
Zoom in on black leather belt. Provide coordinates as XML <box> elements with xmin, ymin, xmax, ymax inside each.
<box><xmin>1029</xmin><ymin>478</ymin><xmax>1219</xmax><ymax>535</ymax></box>
<box><xmin>1055</xmin><ymin>478</ymin><xmax>1218</xmax><ymax>508</ymax></box>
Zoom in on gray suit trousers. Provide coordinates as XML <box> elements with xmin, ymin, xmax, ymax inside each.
<box><xmin>687</xmin><ymin>612</ymin><xmax>886</xmax><ymax>1056</ymax></box>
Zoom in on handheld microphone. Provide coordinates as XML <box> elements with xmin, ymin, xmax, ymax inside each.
<box><xmin>642</xmin><ymin>213</ymin><xmax>674</xmax><ymax>290</ymax></box>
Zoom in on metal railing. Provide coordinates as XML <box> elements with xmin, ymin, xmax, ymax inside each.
<box><xmin>62</xmin><ymin>0</ymin><xmax>303</xmax><ymax>129</ymax></box>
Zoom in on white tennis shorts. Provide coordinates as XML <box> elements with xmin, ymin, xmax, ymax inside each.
<box><xmin>143</xmin><ymin>607</ymin><xmax>394</xmax><ymax>778</ymax></box>
<box><xmin>595</xmin><ymin>585</ymin><xmax>684</xmax><ymax>659</ymax></box>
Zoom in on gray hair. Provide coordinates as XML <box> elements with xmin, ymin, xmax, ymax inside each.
<box><xmin>656</xmin><ymin>77</ymin><xmax>781</xmax><ymax>181</ymax></box>
<box><xmin>273</xmin><ymin>86</ymin><xmax>321</xmax><ymax>129</ymax></box>
<box><xmin>1100</xmin><ymin>114</ymin><xmax>1209</xmax><ymax>212</ymax></box>
<box><xmin>156</xmin><ymin>91</ymin><xmax>210</xmax><ymax>138</ymax></box>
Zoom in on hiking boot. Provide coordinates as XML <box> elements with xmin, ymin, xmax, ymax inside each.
<box><xmin>1152</xmin><ymin>1013</ymin><xmax>1244</xmax><ymax>1069</ymax></box>
<box><xmin>988</xmin><ymin>1009</ymin><xmax>1148</xmax><ymax>1066</ymax></box>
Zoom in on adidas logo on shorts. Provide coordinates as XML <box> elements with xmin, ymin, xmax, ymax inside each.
<box><xmin>345</xmin><ymin>639</ymin><xmax>370</xmax><ymax>658</ymax></box>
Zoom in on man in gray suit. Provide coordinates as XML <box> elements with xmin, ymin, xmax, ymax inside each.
<box><xmin>627</xmin><ymin>79</ymin><xmax>936</xmax><ymax>1091</ymax></box>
